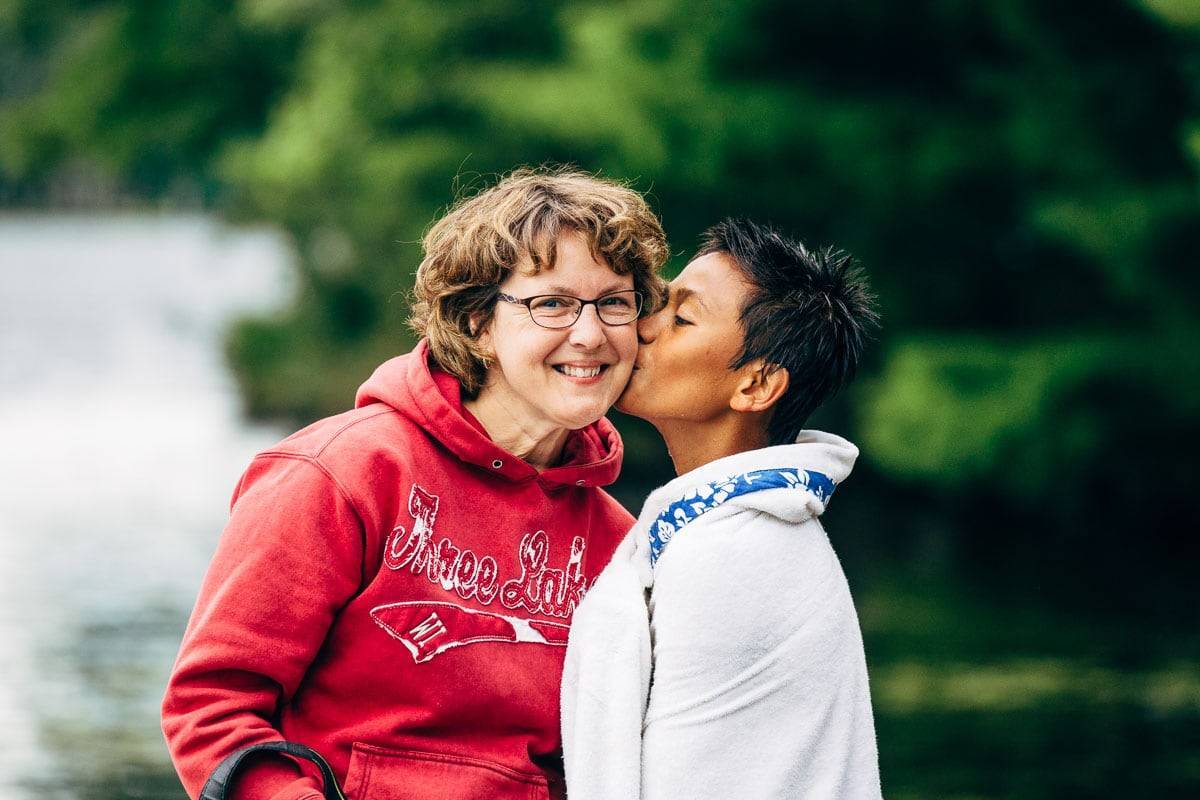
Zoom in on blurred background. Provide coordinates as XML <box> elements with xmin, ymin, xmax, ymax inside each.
<box><xmin>1</xmin><ymin>1</ymin><xmax>1198</xmax><ymax>798</ymax></box>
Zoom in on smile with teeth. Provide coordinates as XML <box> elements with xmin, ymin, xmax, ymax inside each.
<box><xmin>554</xmin><ymin>364</ymin><xmax>605</xmax><ymax>378</ymax></box>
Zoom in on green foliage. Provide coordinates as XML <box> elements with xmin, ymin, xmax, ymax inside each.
<box><xmin>862</xmin><ymin>329</ymin><xmax>1200</xmax><ymax>492</ymax></box>
<box><xmin>3</xmin><ymin>0</ymin><xmax>1199</xmax><ymax>599</ymax></box>
<box><xmin>863</xmin><ymin>336</ymin><xmax>1108</xmax><ymax>491</ymax></box>
<box><xmin>0</xmin><ymin>0</ymin><xmax>299</xmax><ymax>197</ymax></box>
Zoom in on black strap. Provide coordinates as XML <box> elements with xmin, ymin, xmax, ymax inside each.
<box><xmin>199</xmin><ymin>741</ymin><xmax>345</xmax><ymax>800</ymax></box>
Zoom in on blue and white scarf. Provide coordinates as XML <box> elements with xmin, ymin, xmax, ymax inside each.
<box><xmin>648</xmin><ymin>468</ymin><xmax>836</xmax><ymax>566</ymax></box>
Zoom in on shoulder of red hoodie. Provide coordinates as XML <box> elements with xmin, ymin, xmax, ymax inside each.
<box><xmin>245</xmin><ymin>340</ymin><xmax>636</xmax><ymax>543</ymax></box>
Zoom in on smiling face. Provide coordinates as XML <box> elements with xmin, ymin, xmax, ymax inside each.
<box><xmin>478</xmin><ymin>230</ymin><xmax>638</xmax><ymax>433</ymax></box>
<box><xmin>617</xmin><ymin>251</ymin><xmax>754</xmax><ymax>424</ymax></box>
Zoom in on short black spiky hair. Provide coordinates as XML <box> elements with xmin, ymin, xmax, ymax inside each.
<box><xmin>697</xmin><ymin>218</ymin><xmax>879</xmax><ymax>446</ymax></box>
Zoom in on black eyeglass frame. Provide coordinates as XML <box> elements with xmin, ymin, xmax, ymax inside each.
<box><xmin>495</xmin><ymin>289</ymin><xmax>644</xmax><ymax>329</ymax></box>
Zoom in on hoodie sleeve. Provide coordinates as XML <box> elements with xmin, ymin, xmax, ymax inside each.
<box><xmin>161</xmin><ymin>454</ymin><xmax>365</xmax><ymax>800</ymax></box>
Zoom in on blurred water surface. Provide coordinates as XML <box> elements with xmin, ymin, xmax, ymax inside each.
<box><xmin>0</xmin><ymin>215</ymin><xmax>291</xmax><ymax>798</ymax></box>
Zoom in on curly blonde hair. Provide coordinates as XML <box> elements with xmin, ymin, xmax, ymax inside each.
<box><xmin>409</xmin><ymin>166</ymin><xmax>669</xmax><ymax>395</ymax></box>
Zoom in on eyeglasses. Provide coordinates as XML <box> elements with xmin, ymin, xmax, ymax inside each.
<box><xmin>496</xmin><ymin>290</ymin><xmax>644</xmax><ymax>329</ymax></box>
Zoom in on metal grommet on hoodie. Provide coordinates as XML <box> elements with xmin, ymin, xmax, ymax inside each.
<box><xmin>492</xmin><ymin>459</ymin><xmax>504</xmax><ymax>469</ymax></box>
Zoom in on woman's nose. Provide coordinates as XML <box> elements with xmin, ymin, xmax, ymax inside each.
<box><xmin>568</xmin><ymin>304</ymin><xmax>606</xmax><ymax>348</ymax></box>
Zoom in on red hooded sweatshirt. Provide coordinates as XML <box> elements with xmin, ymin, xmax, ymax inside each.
<box><xmin>162</xmin><ymin>340</ymin><xmax>634</xmax><ymax>800</ymax></box>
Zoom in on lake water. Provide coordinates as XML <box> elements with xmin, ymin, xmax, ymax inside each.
<box><xmin>0</xmin><ymin>215</ymin><xmax>293</xmax><ymax>799</ymax></box>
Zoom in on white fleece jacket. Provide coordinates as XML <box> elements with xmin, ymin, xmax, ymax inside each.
<box><xmin>561</xmin><ymin>430</ymin><xmax>882</xmax><ymax>800</ymax></box>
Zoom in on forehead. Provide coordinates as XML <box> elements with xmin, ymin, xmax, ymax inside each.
<box><xmin>506</xmin><ymin>231</ymin><xmax>632</xmax><ymax>292</ymax></box>
<box><xmin>673</xmin><ymin>252</ymin><xmax>751</xmax><ymax>317</ymax></box>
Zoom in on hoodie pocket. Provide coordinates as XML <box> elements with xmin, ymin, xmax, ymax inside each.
<box><xmin>343</xmin><ymin>743</ymin><xmax>550</xmax><ymax>800</ymax></box>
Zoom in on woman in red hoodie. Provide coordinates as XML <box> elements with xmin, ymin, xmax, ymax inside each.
<box><xmin>161</xmin><ymin>166</ymin><xmax>668</xmax><ymax>800</ymax></box>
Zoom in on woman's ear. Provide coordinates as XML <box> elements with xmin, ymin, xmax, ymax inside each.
<box><xmin>469</xmin><ymin>311</ymin><xmax>494</xmax><ymax>355</ymax></box>
<box><xmin>468</xmin><ymin>310</ymin><xmax>485</xmax><ymax>337</ymax></box>
<box><xmin>729</xmin><ymin>360</ymin><xmax>789</xmax><ymax>414</ymax></box>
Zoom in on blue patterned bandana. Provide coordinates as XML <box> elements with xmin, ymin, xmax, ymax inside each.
<box><xmin>648</xmin><ymin>468</ymin><xmax>836</xmax><ymax>567</ymax></box>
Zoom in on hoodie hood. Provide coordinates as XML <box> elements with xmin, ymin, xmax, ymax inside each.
<box><xmin>354</xmin><ymin>339</ymin><xmax>624</xmax><ymax>489</ymax></box>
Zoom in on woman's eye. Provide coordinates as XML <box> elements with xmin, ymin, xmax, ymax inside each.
<box><xmin>599</xmin><ymin>296</ymin><xmax>633</xmax><ymax>309</ymax></box>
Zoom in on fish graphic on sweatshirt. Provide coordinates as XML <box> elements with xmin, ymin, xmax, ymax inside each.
<box><xmin>371</xmin><ymin>600</ymin><xmax>572</xmax><ymax>664</ymax></box>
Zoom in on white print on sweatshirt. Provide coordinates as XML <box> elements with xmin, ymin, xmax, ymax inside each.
<box><xmin>372</xmin><ymin>483</ymin><xmax>594</xmax><ymax>664</ymax></box>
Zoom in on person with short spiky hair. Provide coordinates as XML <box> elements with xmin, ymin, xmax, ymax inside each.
<box><xmin>562</xmin><ymin>219</ymin><xmax>883</xmax><ymax>799</ymax></box>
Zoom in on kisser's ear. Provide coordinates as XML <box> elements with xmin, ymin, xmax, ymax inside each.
<box><xmin>729</xmin><ymin>360</ymin><xmax>789</xmax><ymax>415</ymax></box>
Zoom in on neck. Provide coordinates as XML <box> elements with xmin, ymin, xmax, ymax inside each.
<box><xmin>654</xmin><ymin>414</ymin><xmax>770</xmax><ymax>477</ymax></box>
<box><xmin>464</xmin><ymin>385</ymin><xmax>571</xmax><ymax>470</ymax></box>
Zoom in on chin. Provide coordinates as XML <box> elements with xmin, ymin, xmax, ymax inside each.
<box><xmin>549</xmin><ymin>400</ymin><xmax>612</xmax><ymax>431</ymax></box>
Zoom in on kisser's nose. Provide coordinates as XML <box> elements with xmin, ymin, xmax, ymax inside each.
<box><xmin>637</xmin><ymin>305</ymin><xmax>666</xmax><ymax>345</ymax></box>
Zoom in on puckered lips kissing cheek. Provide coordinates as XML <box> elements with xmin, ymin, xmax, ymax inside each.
<box><xmin>615</xmin><ymin>353</ymin><xmax>648</xmax><ymax>412</ymax></box>
<box><xmin>629</xmin><ymin>341</ymin><xmax>655</xmax><ymax>382</ymax></box>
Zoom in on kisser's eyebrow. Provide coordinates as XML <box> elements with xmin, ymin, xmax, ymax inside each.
<box><xmin>672</xmin><ymin>286</ymin><xmax>710</xmax><ymax>314</ymax></box>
